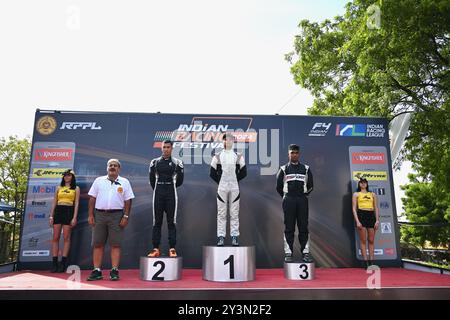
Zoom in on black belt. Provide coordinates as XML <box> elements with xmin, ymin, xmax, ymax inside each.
<box><xmin>157</xmin><ymin>182</ymin><xmax>173</xmax><ymax>185</ymax></box>
<box><xmin>95</xmin><ymin>209</ymin><xmax>123</xmax><ymax>213</ymax></box>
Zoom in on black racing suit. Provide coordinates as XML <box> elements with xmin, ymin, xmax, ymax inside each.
<box><xmin>149</xmin><ymin>156</ymin><xmax>184</xmax><ymax>248</ymax></box>
<box><xmin>276</xmin><ymin>162</ymin><xmax>313</xmax><ymax>255</ymax></box>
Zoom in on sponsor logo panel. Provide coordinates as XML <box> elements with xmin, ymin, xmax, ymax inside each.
<box><xmin>32</xmin><ymin>168</ymin><xmax>70</xmax><ymax>178</ymax></box>
<box><xmin>34</xmin><ymin>148</ymin><xmax>73</xmax><ymax>161</ymax></box>
<box><xmin>352</xmin><ymin>171</ymin><xmax>388</xmax><ymax>181</ymax></box>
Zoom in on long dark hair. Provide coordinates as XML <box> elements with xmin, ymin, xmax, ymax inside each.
<box><xmin>60</xmin><ymin>170</ymin><xmax>77</xmax><ymax>190</ymax></box>
<box><xmin>356</xmin><ymin>178</ymin><xmax>370</xmax><ymax>192</ymax></box>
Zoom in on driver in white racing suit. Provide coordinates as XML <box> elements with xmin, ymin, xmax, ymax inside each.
<box><xmin>210</xmin><ymin>133</ymin><xmax>247</xmax><ymax>246</ymax></box>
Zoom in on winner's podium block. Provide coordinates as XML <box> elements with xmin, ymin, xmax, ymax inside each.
<box><xmin>202</xmin><ymin>246</ymin><xmax>255</xmax><ymax>282</ymax></box>
<box><xmin>140</xmin><ymin>256</ymin><xmax>182</xmax><ymax>281</ymax></box>
<box><xmin>284</xmin><ymin>261</ymin><xmax>315</xmax><ymax>280</ymax></box>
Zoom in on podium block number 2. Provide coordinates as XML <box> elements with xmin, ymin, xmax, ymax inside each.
<box><xmin>152</xmin><ymin>261</ymin><xmax>166</xmax><ymax>281</ymax></box>
<box><xmin>299</xmin><ymin>264</ymin><xmax>309</xmax><ymax>280</ymax></box>
<box><xmin>224</xmin><ymin>255</ymin><xmax>235</xmax><ymax>279</ymax></box>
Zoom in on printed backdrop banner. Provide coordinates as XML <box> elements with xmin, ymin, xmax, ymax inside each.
<box><xmin>18</xmin><ymin>110</ymin><xmax>402</xmax><ymax>269</ymax></box>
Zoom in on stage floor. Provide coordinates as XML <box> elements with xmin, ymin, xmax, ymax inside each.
<box><xmin>1</xmin><ymin>268</ymin><xmax>449</xmax><ymax>299</ymax></box>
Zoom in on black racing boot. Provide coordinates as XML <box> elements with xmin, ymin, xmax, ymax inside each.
<box><xmin>58</xmin><ymin>257</ymin><xmax>68</xmax><ymax>273</ymax></box>
<box><xmin>51</xmin><ymin>257</ymin><xmax>58</xmax><ymax>273</ymax></box>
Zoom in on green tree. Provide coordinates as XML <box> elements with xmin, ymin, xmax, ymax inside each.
<box><xmin>286</xmin><ymin>0</ymin><xmax>450</xmax><ymax>247</ymax></box>
<box><xmin>0</xmin><ymin>136</ymin><xmax>31</xmax><ymax>207</ymax></box>
<box><xmin>401</xmin><ymin>175</ymin><xmax>450</xmax><ymax>248</ymax></box>
<box><xmin>0</xmin><ymin>136</ymin><xmax>31</xmax><ymax>263</ymax></box>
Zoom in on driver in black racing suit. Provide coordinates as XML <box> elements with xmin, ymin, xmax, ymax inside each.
<box><xmin>276</xmin><ymin>144</ymin><xmax>313</xmax><ymax>263</ymax></box>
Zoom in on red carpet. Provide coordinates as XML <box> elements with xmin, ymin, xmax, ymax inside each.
<box><xmin>1</xmin><ymin>268</ymin><xmax>449</xmax><ymax>290</ymax></box>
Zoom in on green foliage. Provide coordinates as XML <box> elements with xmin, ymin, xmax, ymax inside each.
<box><xmin>288</xmin><ymin>0</ymin><xmax>449</xmax><ymax>120</ymax></box>
<box><xmin>400</xmin><ymin>175</ymin><xmax>450</xmax><ymax>248</ymax></box>
<box><xmin>287</xmin><ymin>0</ymin><xmax>450</xmax><ymax>248</ymax></box>
<box><xmin>0</xmin><ymin>136</ymin><xmax>31</xmax><ymax>208</ymax></box>
<box><xmin>0</xmin><ymin>136</ymin><xmax>30</xmax><ymax>263</ymax></box>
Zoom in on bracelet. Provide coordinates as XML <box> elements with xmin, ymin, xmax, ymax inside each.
<box><xmin>49</xmin><ymin>216</ymin><xmax>53</xmax><ymax>219</ymax></box>
<box><xmin>123</xmin><ymin>215</ymin><xmax>129</xmax><ymax>219</ymax></box>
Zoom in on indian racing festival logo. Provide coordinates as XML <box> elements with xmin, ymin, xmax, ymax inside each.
<box><xmin>336</xmin><ymin>124</ymin><xmax>385</xmax><ymax>137</ymax></box>
<box><xmin>153</xmin><ymin>117</ymin><xmax>257</xmax><ymax>150</ymax></box>
<box><xmin>36</xmin><ymin>116</ymin><xmax>57</xmax><ymax>136</ymax></box>
<box><xmin>152</xmin><ymin>116</ymin><xmax>279</xmax><ymax>175</ymax></box>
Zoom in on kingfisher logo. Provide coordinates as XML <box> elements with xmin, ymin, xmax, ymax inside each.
<box><xmin>34</xmin><ymin>148</ymin><xmax>73</xmax><ymax>161</ymax></box>
<box><xmin>352</xmin><ymin>171</ymin><xmax>388</xmax><ymax>181</ymax></box>
<box><xmin>336</xmin><ymin>124</ymin><xmax>385</xmax><ymax>137</ymax></box>
<box><xmin>28</xmin><ymin>213</ymin><xmax>46</xmax><ymax>220</ymax></box>
<box><xmin>153</xmin><ymin>117</ymin><xmax>257</xmax><ymax>149</ymax></box>
<box><xmin>309</xmin><ymin>122</ymin><xmax>331</xmax><ymax>137</ymax></box>
<box><xmin>352</xmin><ymin>152</ymin><xmax>386</xmax><ymax>164</ymax></box>
<box><xmin>60</xmin><ymin>122</ymin><xmax>102</xmax><ymax>130</ymax></box>
<box><xmin>32</xmin><ymin>186</ymin><xmax>56</xmax><ymax>193</ymax></box>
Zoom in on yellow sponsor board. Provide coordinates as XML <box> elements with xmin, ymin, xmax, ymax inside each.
<box><xmin>32</xmin><ymin>168</ymin><xmax>70</xmax><ymax>178</ymax></box>
<box><xmin>352</xmin><ymin>171</ymin><xmax>387</xmax><ymax>181</ymax></box>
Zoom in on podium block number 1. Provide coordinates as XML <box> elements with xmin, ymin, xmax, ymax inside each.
<box><xmin>224</xmin><ymin>255</ymin><xmax>235</xmax><ymax>279</ymax></box>
<box><xmin>152</xmin><ymin>261</ymin><xmax>166</xmax><ymax>281</ymax></box>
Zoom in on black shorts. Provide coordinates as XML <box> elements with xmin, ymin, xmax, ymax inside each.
<box><xmin>54</xmin><ymin>205</ymin><xmax>74</xmax><ymax>225</ymax></box>
<box><xmin>357</xmin><ymin>209</ymin><xmax>376</xmax><ymax>228</ymax></box>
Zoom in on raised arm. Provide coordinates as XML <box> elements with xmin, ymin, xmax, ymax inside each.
<box><xmin>209</xmin><ymin>154</ymin><xmax>221</xmax><ymax>184</ymax></box>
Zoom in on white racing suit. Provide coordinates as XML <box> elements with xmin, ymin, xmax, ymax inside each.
<box><xmin>210</xmin><ymin>149</ymin><xmax>247</xmax><ymax>237</ymax></box>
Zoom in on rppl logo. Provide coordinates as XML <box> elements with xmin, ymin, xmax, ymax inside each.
<box><xmin>309</xmin><ymin>122</ymin><xmax>332</xmax><ymax>137</ymax></box>
<box><xmin>32</xmin><ymin>186</ymin><xmax>56</xmax><ymax>194</ymax></box>
<box><xmin>60</xmin><ymin>122</ymin><xmax>102</xmax><ymax>130</ymax></box>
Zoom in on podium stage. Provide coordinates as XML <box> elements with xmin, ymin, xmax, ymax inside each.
<box><xmin>1</xmin><ymin>268</ymin><xmax>449</xmax><ymax>300</ymax></box>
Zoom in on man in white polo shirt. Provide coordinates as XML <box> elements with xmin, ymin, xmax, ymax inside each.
<box><xmin>87</xmin><ymin>159</ymin><xmax>135</xmax><ymax>281</ymax></box>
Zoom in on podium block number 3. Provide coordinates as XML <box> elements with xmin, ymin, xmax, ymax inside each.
<box><xmin>152</xmin><ymin>261</ymin><xmax>166</xmax><ymax>281</ymax></box>
<box><xmin>224</xmin><ymin>255</ymin><xmax>235</xmax><ymax>279</ymax></box>
<box><xmin>299</xmin><ymin>264</ymin><xmax>309</xmax><ymax>280</ymax></box>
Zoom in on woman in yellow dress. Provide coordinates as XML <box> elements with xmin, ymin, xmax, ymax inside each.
<box><xmin>49</xmin><ymin>169</ymin><xmax>80</xmax><ymax>272</ymax></box>
<box><xmin>352</xmin><ymin>178</ymin><xmax>379</xmax><ymax>268</ymax></box>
